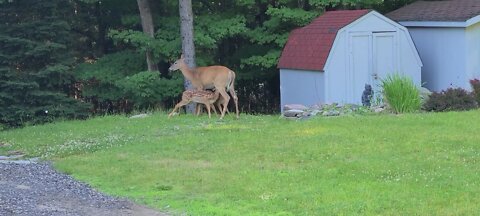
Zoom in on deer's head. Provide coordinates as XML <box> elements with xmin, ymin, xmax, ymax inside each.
<box><xmin>168</xmin><ymin>55</ymin><xmax>185</xmax><ymax>71</ymax></box>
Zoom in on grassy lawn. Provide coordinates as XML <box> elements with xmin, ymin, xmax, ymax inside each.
<box><xmin>1</xmin><ymin>111</ymin><xmax>480</xmax><ymax>215</ymax></box>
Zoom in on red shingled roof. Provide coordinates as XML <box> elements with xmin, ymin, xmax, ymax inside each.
<box><xmin>278</xmin><ymin>10</ymin><xmax>370</xmax><ymax>71</ymax></box>
<box><xmin>387</xmin><ymin>0</ymin><xmax>480</xmax><ymax>22</ymax></box>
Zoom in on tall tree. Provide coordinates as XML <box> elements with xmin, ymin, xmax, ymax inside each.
<box><xmin>136</xmin><ymin>0</ymin><xmax>158</xmax><ymax>71</ymax></box>
<box><xmin>0</xmin><ymin>0</ymin><xmax>90</xmax><ymax>128</ymax></box>
<box><xmin>178</xmin><ymin>0</ymin><xmax>196</xmax><ymax>113</ymax></box>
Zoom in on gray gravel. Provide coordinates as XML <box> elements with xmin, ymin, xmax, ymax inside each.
<box><xmin>0</xmin><ymin>161</ymin><xmax>168</xmax><ymax>216</ymax></box>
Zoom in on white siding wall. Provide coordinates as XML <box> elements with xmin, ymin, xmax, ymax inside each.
<box><xmin>407</xmin><ymin>27</ymin><xmax>467</xmax><ymax>91</ymax></box>
<box><xmin>324</xmin><ymin>32</ymin><xmax>348</xmax><ymax>104</ymax></box>
<box><xmin>280</xmin><ymin>69</ymin><xmax>325</xmax><ymax>110</ymax></box>
<box><xmin>467</xmin><ymin>22</ymin><xmax>480</xmax><ymax>82</ymax></box>
<box><xmin>398</xmin><ymin>32</ymin><xmax>422</xmax><ymax>85</ymax></box>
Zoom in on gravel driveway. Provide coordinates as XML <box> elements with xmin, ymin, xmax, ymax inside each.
<box><xmin>0</xmin><ymin>160</ymin><xmax>168</xmax><ymax>216</ymax></box>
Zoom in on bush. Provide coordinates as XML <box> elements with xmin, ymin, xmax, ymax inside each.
<box><xmin>470</xmin><ymin>79</ymin><xmax>480</xmax><ymax>105</ymax></box>
<box><xmin>117</xmin><ymin>71</ymin><xmax>183</xmax><ymax>109</ymax></box>
<box><xmin>423</xmin><ymin>88</ymin><xmax>478</xmax><ymax>112</ymax></box>
<box><xmin>381</xmin><ymin>74</ymin><xmax>421</xmax><ymax>113</ymax></box>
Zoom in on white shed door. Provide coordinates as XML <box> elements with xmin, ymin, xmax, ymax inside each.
<box><xmin>349</xmin><ymin>33</ymin><xmax>371</xmax><ymax>104</ymax></box>
<box><xmin>372</xmin><ymin>32</ymin><xmax>397</xmax><ymax>93</ymax></box>
<box><xmin>348</xmin><ymin>32</ymin><xmax>397</xmax><ymax>104</ymax></box>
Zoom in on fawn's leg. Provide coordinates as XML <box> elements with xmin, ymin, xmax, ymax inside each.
<box><xmin>168</xmin><ymin>100</ymin><xmax>190</xmax><ymax>118</ymax></box>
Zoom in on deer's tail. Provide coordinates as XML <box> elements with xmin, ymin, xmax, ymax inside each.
<box><xmin>226</xmin><ymin>70</ymin><xmax>235</xmax><ymax>92</ymax></box>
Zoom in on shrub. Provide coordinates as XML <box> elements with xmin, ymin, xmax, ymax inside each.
<box><xmin>423</xmin><ymin>88</ymin><xmax>477</xmax><ymax>112</ymax></box>
<box><xmin>381</xmin><ymin>74</ymin><xmax>421</xmax><ymax>113</ymax></box>
<box><xmin>116</xmin><ymin>71</ymin><xmax>183</xmax><ymax>109</ymax></box>
<box><xmin>470</xmin><ymin>79</ymin><xmax>480</xmax><ymax>105</ymax></box>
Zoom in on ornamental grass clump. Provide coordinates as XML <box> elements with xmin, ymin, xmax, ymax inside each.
<box><xmin>381</xmin><ymin>74</ymin><xmax>421</xmax><ymax>113</ymax></box>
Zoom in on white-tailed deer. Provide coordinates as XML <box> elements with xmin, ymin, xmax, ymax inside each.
<box><xmin>168</xmin><ymin>55</ymin><xmax>239</xmax><ymax>119</ymax></box>
<box><xmin>168</xmin><ymin>89</ymin><xmax>220</xmax><ymax>118</ymax></box>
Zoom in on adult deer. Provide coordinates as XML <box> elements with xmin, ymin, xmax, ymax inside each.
<box><xmin>168</xmin><ymin>55</ymin><xmax>239</xmax><ymax>119</ymax></box>
<box><xmin>168</xmin><ymin>89</ymin><xmax>219</xmax><ymax>118</ymax></box>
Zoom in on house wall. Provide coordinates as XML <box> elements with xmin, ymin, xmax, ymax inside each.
<box><xmin>407</xmin><ymin>27</ymin><xmax>467</xmax><ymax>91</ymax></box>
<box><xmin>279</xmin><ymin>69</ymin><xmax>325</xmax><ymax>110</ymax></box>
<box><xmin>467</xmin><ymin>22</ymin><xmax>480</xmax><ymax>82</ymax></box>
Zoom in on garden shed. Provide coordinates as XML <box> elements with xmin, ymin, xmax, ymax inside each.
<box><xmin>387</xmin><ymin>0</ymin><xmax>480</xmax><ymax>92</ymax></box>
<box><xmin>278</xmin><ymin>10</ymin><xmax>422</xmax><ymax>109</ymax></box>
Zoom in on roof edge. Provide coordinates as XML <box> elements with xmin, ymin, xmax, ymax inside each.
<box><xmin>278</xmin><ymin>67</ymin><xmax>324</xmax><ymax>72</ymax></box>
<box><xmin>467</xmin><ymin>15</ymin><xmax>480</xmax><ymax>27</ymax></box>
<box><xmin>399</xmin><ymin>21</ymin><xmax>468</xmax><ymax>28</ymax></box>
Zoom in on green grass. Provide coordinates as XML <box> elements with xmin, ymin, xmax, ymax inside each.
<box><xmin>1</xmin><ymin>111</ymin><xmax>480</xmax><ymax>215</ymax></box>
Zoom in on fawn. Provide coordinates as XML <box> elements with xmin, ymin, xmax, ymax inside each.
<box><xmin>168</xmin><ymin>89</ymin><xmax>220</xmax><ymax>118</ymax></box>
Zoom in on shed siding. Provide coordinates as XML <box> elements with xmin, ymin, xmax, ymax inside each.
<box><xmin>324</xmin><ymin>32</ymin><xmax>348</xmax><ymax>104</ymax></box>
<box><xmin>407</xmin><ymin>27</ymin><xmax>467</xmax><ymax>91</ymax></box>
<box><xmin>399</xmin><ymin>30</ymin><xmax>422</xmax><ymax>85</ymax></box>
<box><xmin>467</xmin><ymin>22</ymin><xmax>480</xmax><ymax>82</ymax></box>
<box><xmin>348</xmin><ymin>13</ymin><xmax>397</xmax><ymax>32</ymax></box>
<box><xmin>280</xmin><ymin>69</ymin><xmax>325</xmax><ymax>110</ymax></box>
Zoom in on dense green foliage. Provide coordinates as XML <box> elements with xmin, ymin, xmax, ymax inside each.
<box><xmin>0</xmin><ymin>0</ymin><xmax>90</xmax><ymax>128</ymax></box>
<box><xmin>423</xmin><ymin>88</ymin><xmax>478</xmax><ymax>112</ymax></box>
<box><xmin>381</xmin><ymin>74</ymin><xmax>421</xmax><ymax>113</ymax></box>
<box><xmin>2</xmin><ymin>111</ymin><xmax>480</xmax><ymax>214</ymax></box>
<box><xmin>0</xmin><ymin>0</ymin><xmax>419</xmax><ymax>128</ymax></box>
<box><xmin>75</xmin><ymin>51</ymin><xmax>183</xmax><ymax>112</ymax></box>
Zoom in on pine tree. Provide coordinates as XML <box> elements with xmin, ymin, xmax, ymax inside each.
<box><xmin>0</xmin><ymin>0</ymin><xmax>90</xmax><ymax>128</ymax></box>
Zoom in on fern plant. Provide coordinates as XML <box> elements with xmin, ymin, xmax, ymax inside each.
<box><xmin>381</xmin><ymin>74</ymin><xmax>421</xmax><ymax>113</ymax></box>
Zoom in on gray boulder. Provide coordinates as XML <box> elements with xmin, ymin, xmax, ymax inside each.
<box><xmin>284</xmin><ymin>104</ymin><xmax>308</xmax><ymax>111</ymax></box>
<box><xmin>283</xmin><ymin>109</ymin><xmax>306</xmax><ymax>118</ymax></box>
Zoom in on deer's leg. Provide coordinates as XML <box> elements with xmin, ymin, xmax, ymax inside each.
<box><xmin>168</xmin><ymin>100</ymin><xmax>190</xmax><ymax>118</ymax></box>
<box><xmin>216</xmin><ymin>98</ymin><xmax>229</xmax><ymax>114</ymax></box>
<box><xmin>211</xmin><ymin>102</ymin><xmax>218</xmax><ymax>115</ymax></box>
<box><xmin>217</xmin><ymin>89</ymin><xmax>230</xmax><ymax>119</ymax></box>
<box><xmin>215</xmin><ymin>102</ymin><xmax>222</xmax><ymax>115</ymax></box>
<box><xmin>229</xmin><ymin>85</ymin><xmax>239</xmax><ymax>119</ymax></box>
<box><xmin>195</xmin><ymin>103</ymin><xmax>202</xmax><ymax>116</ymax></box>
<box><xmin>205</xmin><ymin>103</ymin><xmax>212</xmax><ymax>118</ymax></box>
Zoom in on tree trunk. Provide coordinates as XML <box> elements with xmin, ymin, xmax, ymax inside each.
<box><xmin>179</xmin><ymin>0</ymin><xmax>196</xmax><ymax>113</ymax></box>
<box><xmin>137</xmin><ymin>0</ymin><xmax>158</xmax><ymax>71</ymax></box>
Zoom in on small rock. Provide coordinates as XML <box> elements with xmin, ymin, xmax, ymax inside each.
<box><xmin>284</xmin><ymin>104</ymin><xmax>308</xmax><ymax>111</ymax></box>
<box><xmin>283</xmin><ymin>109</ymin><xmax>305</xmax><ymax>117</ymax></box>
<box><xmin>372</xmin><ymin>106</ymin><xmax>385</xmax><ymax>113</ymax></box>
<box><xmin>309</xmin><ymin>104</ymin><xmax>323</xmax><ymax>110</ymax></box>
<box><xmin>129</xmin><ymin>114</ymin><xmax>148</xmax><ymax>119</ymax></box>
<box><xmin>322</xmin><ymin>110</ymin><xmax>340</xmax><ymax>117</ymax></box>
<box><xmin>7</xmin><ymin>150</ymin><xmax>23</xmax><ymax>155</ymax></box>
<box><xmin>310</xmin><ymin>110</ymin><xmax>322</xmax><ymax>116</ymax></box>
